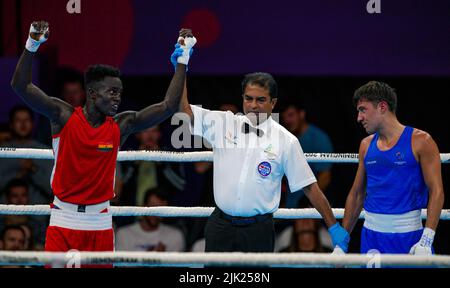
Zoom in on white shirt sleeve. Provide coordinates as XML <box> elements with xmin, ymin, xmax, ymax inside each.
<box><xmin>190</xmin><ymin>104</ymin><xmax>227</xmax><ymax>148</ymax></box>
<box><xmin>283</xmin><ymin>137</ymin><xmax>317</xmax><ymax>192</ymax></box>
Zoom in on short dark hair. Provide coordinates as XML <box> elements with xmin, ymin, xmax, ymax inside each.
<box><xmin>8</xmin><ymin>105</ymin><xmax>34</xmax><ymax>123</ymax></box>
<box><xmin>281</xmin><ymin>98</ymin><xmax>307</xmax><ymax>112</ymax></box>
<box><xmin>84</xmin><ymin>64</ymin><xmax>121</xmax><ymax>88</ymax></box>
<box><xmin>241</xmin><ymin>72</ymin><xmax>278</xmax><ymax>99</ymax></box>
<box><xmin>143</xmin><ymin>187</ymin><xmax>169</xmax><ymax>205</ymax></box>
<box><xmin>353</xmin><ymin>81</ymin><xmax>397</xmax><ymax>112</ymax></box>
<box><xmin>0</xmin><ymin>225</ymin><xmax>26</xmax><ymax>241</ymax></box>
<box><xmin>3</xmin><ymin>178</ymin><xmax>28</xmax><ymax>198</ymax></box>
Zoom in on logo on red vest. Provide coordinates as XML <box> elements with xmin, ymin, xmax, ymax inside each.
<box><xmin>98</xmin><ymin>142</ymin><xmax>114</xmax><ymax>152</ymax></box>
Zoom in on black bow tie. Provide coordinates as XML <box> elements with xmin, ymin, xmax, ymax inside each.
<box><xmin>242</xmin><ymin>122</ymin><xmax>264</xmax><ymax>137</ymax></box>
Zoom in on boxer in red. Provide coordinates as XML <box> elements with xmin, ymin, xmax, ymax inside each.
<box><xmin>11</xmin><ymin>21</ymin><xmax>196</xmax><ymax>267</ymax></box>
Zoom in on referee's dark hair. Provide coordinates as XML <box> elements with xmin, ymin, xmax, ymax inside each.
<box><xmin>242</xmin><ymin>72</ymin><xmax>278</xmax><ymax>100</ymax></box>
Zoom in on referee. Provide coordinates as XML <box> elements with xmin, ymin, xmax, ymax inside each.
<box><xmin>173</xmin><ymin>50</ymin><xmax>348</xmax><ymax>252</ymax></box>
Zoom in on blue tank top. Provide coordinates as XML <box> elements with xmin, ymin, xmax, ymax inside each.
<box><xmin>364</xmin><ymin>126</ymin><xmax>428</xmax><ymax>214</ymax></box>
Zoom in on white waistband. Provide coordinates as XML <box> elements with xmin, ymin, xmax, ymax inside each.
<box><xmin>50</xmin><ymin>197</ymin><xmax>112</xmax><ymax>231</ymax></box>
<box><xmin>363</xmin><ymin>210</ymin><xmax>423</xmax><ymax>233</ymax></box>
<box><xmin>53</xmin><ymin>196</ymin><xmax>110</xmax><ymax>213</ymax></box>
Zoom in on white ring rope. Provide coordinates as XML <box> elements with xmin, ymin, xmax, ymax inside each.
<box><xmin>0</xmin><ymin>205</ymin><xmax>449</xmax><ymax>220</ymax></box>
<box><xmin>1</xmin><ymin>148</ymin><xmax>448</xmax><ymax>269</ymax></box>
<box><xmin>0</xmin><ymin>251</ymin><xmax>449</xmax><ymax>267</ymax></box>
<box><xmin>1</xmin><ymin>148</ymin><xmax>449</xmax><ymax>163</ymax></box>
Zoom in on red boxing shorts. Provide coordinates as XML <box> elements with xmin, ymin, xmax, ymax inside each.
<box><xmin>45</xmin><ymin>197</ymin><xmax>114</xmax><ymax>268</ymax></box>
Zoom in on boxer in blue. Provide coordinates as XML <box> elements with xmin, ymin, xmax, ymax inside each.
<box><xmin>335</xmin><ymin>81</ymin><xmax>444</xmax><ymax>255</ymax></box>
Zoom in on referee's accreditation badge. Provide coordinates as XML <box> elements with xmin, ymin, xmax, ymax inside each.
<box><xmin>258</xmin><ymin>161</ymin><xmax>272</xmax><ymax>177</ymax></box>
<box><xmin>97</xmin><ymin>142</ymin><xmax>114</xmax><ymax>152</ymax></box>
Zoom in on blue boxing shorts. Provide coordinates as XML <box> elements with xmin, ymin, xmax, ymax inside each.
<box><xmin>361</xmin><ymin>210</ymin><xmax>433</xmax><ymax>254</ymax></box>
<box><xmin>361</xmin><ymin>226</ymin><xmax>423</xmax><ymax>253</ymax></box>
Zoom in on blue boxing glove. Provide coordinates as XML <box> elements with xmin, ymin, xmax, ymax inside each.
<box><xmin>170</xmin><ymin>43</ymin><xmax>184</xmax><ymax>70</ymax></box>
<box><xmin>170</xmin><ymin>43</ymin><xmax>194</xmax><ymax>71</ymax></box>
<box><xmin>328</xmin><ymin>222</ymin><xmax>350</xmax><ymax>253</ymax></box>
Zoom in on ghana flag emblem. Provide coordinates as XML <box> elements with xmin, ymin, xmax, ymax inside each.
<box><xmin>98</xmin><ymin>143</ymin><xmax>114</xmax><ymax>152</ymax></box>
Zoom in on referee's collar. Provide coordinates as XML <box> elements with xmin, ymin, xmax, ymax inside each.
<box><xmin>241</xmin><ymin>115</ymin><xmax>273</xmax><ymax>134</ymax></box>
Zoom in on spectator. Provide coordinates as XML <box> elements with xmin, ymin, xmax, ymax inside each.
<box><xmin>120</xmin><ymin>124</ymin><xmax>196</xmax><ymax>207</ymax></box>
<box><xmin>0</xmin><ymin>178</ymin><xmax>47</xmax><ymax>250</ymax></box>
<box><xmin>0</xmin><ymin>225</ymin><xmax>27</xmax><ymax>251</ymax></box>
<box><xmin>0</xmin><ymin>105</ymin><xmax>53</xmax><ymax>204</ymax></box>
<box><xmin>280</xmin><ymin>219</ymin><xmax>332</xmax><ymax>253</ymax></box>
<box><xmin>123</xmin><ymin>124</ymin><xmax>183</xmax><ymax>202</ymax></box>
<box><xmin>58</xmin><ymin>68</ymin><xmax>86</xmax><ymax>108</ymax></box>
<box><xmin>0</xmin><ymin>225</ymin><xmax>28</xmax><ymax>268</ymax></box>
<box><xmin>281</xmin><ymin>100</ymin><xmax>334</xmax><ymax>208</ymax></box>
<box><xmin>115</xmin><ymin>187</ymin><xmax>185</xmax><ymax>251</ymax></box>
<box><xmin>134</xmin><ymin>126</ymin><xmax>162</xmax><ymax>206</ymax></box>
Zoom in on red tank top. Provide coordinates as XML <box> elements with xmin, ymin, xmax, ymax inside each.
<box><xmin>51</xmin><ymin>107</ymin><xmax>120</xmax><ymax>205</ymax></box>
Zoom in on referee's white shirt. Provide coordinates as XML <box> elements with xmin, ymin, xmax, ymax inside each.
<box><xmin>190</xmin><ymin>105</ymin><xmax>317</xmax><ymax>217</ymax></box>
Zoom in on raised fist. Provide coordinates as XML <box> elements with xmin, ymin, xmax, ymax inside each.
<box><xmin>26</xmin><ymin>21</ymin><xmax>49</xmax><ymax>52</ymax></box>
<box><xmin>30</xmin><ymin>21</ymin><xmax>49</xmax><ymax>41</ymax></box>
<box><xmin>178</xmin><ymin>28</ymin><xmax>193</xmax><ymax>45</ymax></box>
<box><xmin>175</xmin><ymin>28</ymin><xmax>196</xmax><ymax>66</ymax></box>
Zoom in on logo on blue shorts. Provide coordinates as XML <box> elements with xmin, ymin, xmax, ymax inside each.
<box><xmin>258</xmin><ymin>161</ymin><xmax>272</xmax><ymax>177</ymax></box>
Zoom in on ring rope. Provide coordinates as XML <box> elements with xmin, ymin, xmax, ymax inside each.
<box><xmin>0</xmin><ymin>251</ymin><xmax>449</xmax><ymax>267</ymax></box>
<box><xmin>0</xmin><ymin>205</ymin><xmax>449</xmax><ymax>220</ymax></box>
<box><xmin>1</xmin><ymin>148</ymin><xmax>449</xmax><ymax>163</ymax></box>
<box><xmin>1</xmin><ymin>149</ymin><xmax>448</xmax><ymax>268</ymax></box>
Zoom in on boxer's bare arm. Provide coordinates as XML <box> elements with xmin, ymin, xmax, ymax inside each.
<box><xmin>11</xmin><ymin>21</ymin><xmax>73</xmax><ymax>134</ymax></box>
<box><xmin>116</xmin><ymin>29</ymin><xmax>195</xmax><ymax>145</ymax></box>
<box><xmin>412</xmin><ymin>130</ymin><xmax>444</xmax><ymax>231</ymax></box>
<box><xmin>342</xmin><ymin>136</ymin><xmax>371</xmax><ymax>233</ymax></box>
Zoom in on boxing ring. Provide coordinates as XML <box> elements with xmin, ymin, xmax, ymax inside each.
<box><xmin>0</xmin><ymin>148</ymin><xmax>449</xmax><ymax>268</ymax></box>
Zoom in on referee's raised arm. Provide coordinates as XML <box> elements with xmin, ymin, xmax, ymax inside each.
<box><xmin>180</xmin><ymin>79</ymin><xmax>194</xmax><ymax>126</ymax></box>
